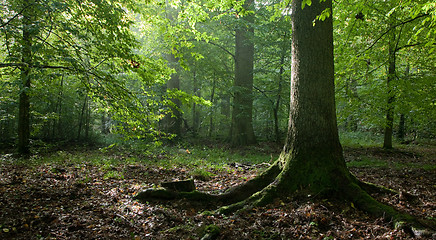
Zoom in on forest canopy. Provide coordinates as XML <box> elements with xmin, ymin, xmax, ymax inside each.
<box><xmin>0</xmin><ymin>0</ymin><xmax>435</xmax><ymax>151</ymax></box>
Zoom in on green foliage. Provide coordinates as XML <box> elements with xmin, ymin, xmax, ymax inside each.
<box><xmin>302</xmin><ymin>0</ymin><xmax>312</xmax><ymax>9</ymax></box>
<box><xmin>334</xmin><ymin>0</ymin><xmax>436</xmax><ymax>142</ymax></box>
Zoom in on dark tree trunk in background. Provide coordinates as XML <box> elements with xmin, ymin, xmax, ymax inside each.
<box><xmin>397</xmin><ymin>64</ymin><xmax>409</xmax><ymax>141</ymax></box>
<box><xmin>85</xmin><ymin>101</ymin><xmax>90</xmax><ymax>140</ymax></box>
<box><xmin>192</xmin><ymin>71</ymin><xmax>200</xmax><ymax>136</ymax></box>
<box><xmin>398</xmin><ymin>114</ymin><xmax>405</xmax><ymax>141</ymax></box>
<box><xmin>101</xmin><ymin>112</ymin><xmax>110</xmax><ymax>134</ymax></box>
<box><xmin>273</xmin><ymin>32</ymin><xmax>288</xmax><ymax>143</ymax></box>
<box><xmin>17</xmin><ymin>0</ymin><xmax>33</xmax><ymax>155</ymax></box>
<box><xmin>230</xmin><ymin>0</ymin><xmax>256</xmax><ymax>146</ymax></box>
<box><xmin>56</xmin><ymin>76</ymin><xmax>64</xmax><ymax>138</ymax></box>
<box><xmin>221</xmin><ymin>94</ymin><xmax>230</xmax><ymax>117</ymax></box>
<box><xmin>208</xmin><ymin>78</ymin><xmax>216</xmax><ymax>138</ymax></box>
<box><xmin>383</xmin><ymin>15</ymin><xmax>397</xmax><ymax>149</ymax></box>
<box><xmin>78</xmin><ymin>95</ymin><xmax>88</xmax><ymax>140</ymax></box>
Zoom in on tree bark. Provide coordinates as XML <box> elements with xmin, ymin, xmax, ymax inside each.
<box><xmin>17</xmin><ymin>0</ymin><xmax>33</xmax><ymax>155</ymax></box>
<box><xmin>274</xmin><ymin>0</ymin><xmax>347</xmax><ymax>195</ymax></box>
<box><xmin>230</xmin><ymin>0</ymin><xmax>256</xmax><ymax>146</ymax></box>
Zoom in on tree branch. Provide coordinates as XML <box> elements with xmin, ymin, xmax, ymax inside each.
<box><xmin>395</xmin><ymin>42</ymin><xmax>424</xmax><ymax>51</ymax></box>
<box><xmin>187</xmin><ymin>38</ymin><xmax>235</xmax><ymax>59</ymax></box>
<box><xmin>357</xmin><ymin>14</ymin><xmax>429</xmax><ymax>56</ymax></box>
<box><xmin>208</xmin><ymin>41</ymin><xmax>235</xmax><ymax>59</ymax></box>
<box><xmin>0</xmin><ymin>7</ymin><xmax>27</xmax><ymax>29</ymax></box>
<box><xmin>0</xmin><ymin>62</ymin><xmax>73</xmax><ymax>70</ymax></box>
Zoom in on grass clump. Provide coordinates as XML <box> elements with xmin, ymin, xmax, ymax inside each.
<box><xmin>346</xmin><ymin>156</ymin><xmax>388</xmax><ymax>168</ymax></box>
<box><xmin>190</xmin><ymin>168</ymin><xmax>215</xmax><ymax>181</ymax></box>
<box><xmin>103</xmin><ymin>170</ymin><xmax>124</xmax><ymax>180</ymax></box>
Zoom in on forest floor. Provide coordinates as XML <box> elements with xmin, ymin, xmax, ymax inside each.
<box><xmin>0</xmin><ymin>142</ymin><xmax>435</xmax><ymax>239</ymax></box>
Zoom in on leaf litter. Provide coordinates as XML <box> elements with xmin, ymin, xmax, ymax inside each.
<box><xmin>0</xmin><ymin>145</ymin><xmax>435</xmax><ymax>239</ymax></box>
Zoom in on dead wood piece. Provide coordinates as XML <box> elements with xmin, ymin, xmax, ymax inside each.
<box><xmin>133</xmin><ymin>188</ymin><xmax>178</xmax><ymax>201</ymax></box>
<box><xmin>161</xmin><ymin>179</ymin><xmax>196</xmax><ymax>192</ymax></box>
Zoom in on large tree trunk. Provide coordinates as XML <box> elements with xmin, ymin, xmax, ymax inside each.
<box><xmin>231</xmin><ymin>0</ymin><xmax>352</xmax><ymax>207</ymax></box>
<box><xmin>17</xmin><ymin>0</ymin><xmax>33</xmax><ymax>155</ymax></box>
<box><xmin>230</xmin><ymin>0</ymin><xmax>256</xmax><ymax>146</ymax></box>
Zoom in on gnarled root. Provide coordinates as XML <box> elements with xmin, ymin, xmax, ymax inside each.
<box><xmin>133</xmin><ymin>161</ymin><xmax>282</xmax><ymax>204</ymax></box>
<box><xmin>343</xmin><ymin>179</ymin><xmax>435</xmax><ymax>238</ymax></box>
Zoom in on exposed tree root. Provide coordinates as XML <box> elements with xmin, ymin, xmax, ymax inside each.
<box><xmin>355</xmin><ymin>177</ymin><xmax>398</xmax><ymax>195</ymax></box>
<box><xmin>134</xmin><ymin>161</ymin><xmax>435</xmax><ymax>238</ymax></box>
<box><xmin>343</xmin><ymin>180</ymin><xmax>435</xmax><ymax>238</ymax></box>
<box><xmin>134</xmin><ymin>161</ymin><xmax>282</xmax><ymax>204</ymax></box>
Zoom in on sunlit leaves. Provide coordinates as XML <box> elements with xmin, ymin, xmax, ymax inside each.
<box><xmin>302</xmin><ymin>0</ymin><xmax>312</xmax><ymax>9</ymax></box>
<box><xmin>334</xmin><ymin>0</ymin><xmax>436</xmax><ymax>137</ymax></box>
<box><xmin>313</xmin><ymin>7</ymin><xmax>331</xmax><ymax>26</ymax></box>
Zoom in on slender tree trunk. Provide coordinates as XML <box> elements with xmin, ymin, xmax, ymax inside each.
<box><xmin>397</xmin><ymin>64</ymin><xmax>409</xmax><ymax>141</ymax></box>
<box><xmin>230</xmin><ymin>0</ymin><xmax>256</xmax><ymax>146</ymax></box>
<box><xmin>208</xmin><ymin>79</ymin><xmax>216</xmax><ymax>138</ymax></box>
<box><xmin>57</xmin><ymin>76</ymin><xmax>64</xmax><ymax>138</ymax></box>
<box><xmin>78</xmin><ymin>95</ymin><xmax>88</xmax><ymax>140</ymax></box>
<box><xmin>383</xmin><ymin>21</ymin><xmax>397</xmax><ymax>149</ymax></box>
<box><xmin>51</xmin><ymin>76</ymin><xmax>63</xmax><ymax>139</ymax></box>
<box><xmin>274</xmin><ymin>32</ymin><xmax>288</xmax><ymax>143</ymax></box>
<box><xmin>85</xmin><ymin>101</ymin><xmax>90</xmax><ymax>140</ymax></box>
<box><xmin>192</xmin><ymin>71</ymin><xmax>200</xmax><ymax>136</ymax></box>
<box><xmin>17</xmin><ymin>0</ymin><xmax>33</xmax><ymax>155</ymax></box>
<box><xmin>398</xmin><ymin>114</ymin><xmax>405</xmax><ymax>141</ymax></box>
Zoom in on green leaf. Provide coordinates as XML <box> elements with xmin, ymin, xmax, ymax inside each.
<box><xmin>302</xmin><ymin>0</ymin><xmax>312</xmax><ymax>10</ymax></box>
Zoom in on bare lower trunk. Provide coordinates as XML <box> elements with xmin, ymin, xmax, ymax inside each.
<box><xmin>18</xmin><ymin>0</ymin><xmax>33</xmax><ymax>155</ymax></box>
<box><xmin>230</xmin><ymin>0</ymin><xmax>256</xmax><ymax>146</ymax></box>
<box><xmin>383</xmin><ymin>15</ymin><xmax>397</xmax><ymax>149</ymax></box>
